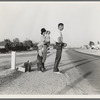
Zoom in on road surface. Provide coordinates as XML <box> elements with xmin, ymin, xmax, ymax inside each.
<box><xmin>67</xmin><ymin>49</ymin><xmax>100</xmax><ymax>93</ymax></box>
<box><xmin>0</xmin><ymin>48</ymin><xmax>100</xmax><ymax>95</ymax></box>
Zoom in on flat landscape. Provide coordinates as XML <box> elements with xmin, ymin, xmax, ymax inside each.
<box><xmin>0</xmin><ymin>48</ymin><xmax>100</xmax><ymax>95</ymax></box>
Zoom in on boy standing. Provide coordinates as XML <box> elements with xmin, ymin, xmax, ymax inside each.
<box><xmin>53</xmin><ymin>23</ymin><xmax>67</xmax><ymax>73</ymax></box>
<box><xmin>37</xmin><ymin>28</ymin><xmax>46</xmax><ymax>72</ymax></box>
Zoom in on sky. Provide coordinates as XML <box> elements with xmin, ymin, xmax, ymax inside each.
<box><xmin>0</xmin><ymin>2</ymin><xmax>100</xmax><ymax>47</ymax></box>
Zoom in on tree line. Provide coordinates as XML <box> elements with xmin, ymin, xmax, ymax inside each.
<box><xmin>0</xmin><ymin>38</ymin><xmax>38</xmax><ymax>53</ymax></box>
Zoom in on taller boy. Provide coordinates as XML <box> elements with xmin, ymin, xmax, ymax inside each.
<box><xmin>53</xmin><ymin>23</ymin><xmax>65</xmax><ymax>73</ymax></box>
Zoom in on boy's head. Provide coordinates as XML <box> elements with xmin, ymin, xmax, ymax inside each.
<box><xmin>58</xmin><ymin>23</ymin><xmax>64</xmax><ymax>31</ymax></box>
<box><xmin>41</xmin><ymin>28</ymin><xmax>46</xmax><ymax>35</ymax></box>
<box><xmin>46</xmin><ymin>31</ymin><xmax>50</xmax><ymax>35</ymax></box>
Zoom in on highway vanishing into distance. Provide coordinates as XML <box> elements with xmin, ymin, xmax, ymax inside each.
<box><xmin>65</xmin><ymin>49</ymin><xmax>100</xmax><ymax>93</ymax></box>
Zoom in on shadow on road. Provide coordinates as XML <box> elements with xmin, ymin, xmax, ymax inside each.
<box><xmin>60</xmin><ymin>58</ymin><xmax>99</xmax><ymax>74</ymax></box>
<box><xmin>75</xmin><ymin>58</ymin><xmax>99</xmax><ymax>68</ymax></box>
<box><xmin>57</xmin><ymin>71</ymin><xmax>92</xmax><ymax>94</ymax></box>
<box><xmin>59</xmin><ymin>58</ymin><xmax>88</xmax><ymax>68</ymax></box>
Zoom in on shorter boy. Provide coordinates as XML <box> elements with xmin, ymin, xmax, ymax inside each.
<box><xmin>37</xmin><ymin>43</ymin><xmax>45</xmax><ymax>72</ymax></box>
<box><xmin>42</xmin><ymin>31</ymin><xmax>51</xmax><ymax>63</ymax></box>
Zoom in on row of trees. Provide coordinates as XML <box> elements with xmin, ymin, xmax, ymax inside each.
<box><xmin>2</xmin><ymin>38</ymin><xmax>38</xmax><ymax>52</ymax></box>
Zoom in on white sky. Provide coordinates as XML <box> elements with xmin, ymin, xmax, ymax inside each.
<box><xmin>0</xmin><ymin>2</ymin><xmax>100</xmax><ymax>47</ymax></box>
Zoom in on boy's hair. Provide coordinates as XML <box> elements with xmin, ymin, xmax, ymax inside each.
<box><xmin>58</xmin><ymin>23</ymin><xmax>64</xmax><ymax>27</ymax></box>
<box><xmin>41</xmin><ymin>28</ymin><xmax>46</xmax><ymax>35</ymax></box>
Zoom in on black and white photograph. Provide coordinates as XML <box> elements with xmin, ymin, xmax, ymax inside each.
<box><xmin>0</xmin><ymin>1</ymin><xmax>100</xmax><ymax>97</ymax></box>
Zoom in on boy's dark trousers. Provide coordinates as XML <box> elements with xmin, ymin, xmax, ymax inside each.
<box><xmin>53</xmin><ymin>42</ymin><xmax>63</xmax><ymax>72</ymax></box>
<box><xmin>37</xmin><ymin>54</ymin><xmax>45</xmax><ymax>71</ymax></box>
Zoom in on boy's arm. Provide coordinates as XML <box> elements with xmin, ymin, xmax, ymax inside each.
<box><xmin>57</xmin><ymin>37</ymin><xmax>67</xmax><ymax>47</ymax></box>
<box><xmin>63</xmin><ymin>43</ymin><xmax>67</xmax><ymax>47</ymax></box>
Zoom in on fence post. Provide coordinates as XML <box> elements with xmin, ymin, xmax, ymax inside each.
<box><xmin>11</xmin><ymin>51</ymin><xmax>16</xmax><ymax>70</ymax></box>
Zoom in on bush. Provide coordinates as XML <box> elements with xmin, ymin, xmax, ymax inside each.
<box><xmin>0</xmin><ymin>48</ymin><xmax>8</xmax><ymax>53</ymax></box>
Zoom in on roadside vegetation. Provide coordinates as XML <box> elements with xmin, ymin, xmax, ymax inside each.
<box><xmin>0</xmin><ymin>38</ymin><xmax>38</xmax><ymax>54</ymax></box>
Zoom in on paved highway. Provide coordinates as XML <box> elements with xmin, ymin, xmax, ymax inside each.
<box><xmin>65</xmin><ymin>49</ymin><xmax>100</xmax><ymax>93</ymax></box>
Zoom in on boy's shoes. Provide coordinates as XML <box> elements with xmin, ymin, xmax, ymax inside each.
<box><xmin>53</xmin><ymin>69</ymin><xmax>62</xmax><ymax>74</ymax></box>
<box><xmin>53</xmin><ymin>68</ymin><xmax>59</xmax><ymax>72</ymax></box>
<box><xmin>41</xmin><ymin>67</ymin><xmax>46</xmax><ymax>72</ymax></box>
<box><xmin>53</xmin><ymin>71</ymin><xmax>62</xmax><ymax>74</ymax></box>
<box><xmin>37</xmin><ymin>67</ymin><xmax>46</xmax><ymax>72</ymax></box>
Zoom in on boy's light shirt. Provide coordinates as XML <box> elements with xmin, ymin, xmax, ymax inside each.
<box><xmin>50</xmin><ymin>30</ymin><xmax>63</xmax><ymax>43</ymax></box>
